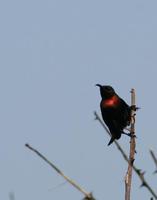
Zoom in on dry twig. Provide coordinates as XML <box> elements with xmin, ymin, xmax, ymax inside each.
<box><xmin>25</xmin><ymin>143</ymin><xmax>95</xmax><ymax>200</ymax></box>
<box><xmin>125</xmin><ymin>89</ymin><xmax>136</xmax><ymax>200</ymax></box>
<box><xmin>149</xmin><ymin>149</ymin><xmax>157</xmax><ymax>174</ymax></box>
<box><xmin>9</xmin><ymin>192</ymin><xmax>15</xmax><ymax>200</ymax></box>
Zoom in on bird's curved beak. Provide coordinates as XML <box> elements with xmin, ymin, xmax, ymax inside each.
<box><xmin>95</xmin><ymin>84</ymin><xmax>102</xmax><ymax>88</ymax></box>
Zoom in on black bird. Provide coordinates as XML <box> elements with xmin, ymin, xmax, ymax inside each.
<box><xmin>96</xmin><ymin>84</ymin><xmax>131</xmax><ymax>145</ymax></box>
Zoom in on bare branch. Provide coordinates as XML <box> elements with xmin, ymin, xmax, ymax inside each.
<box><xmin>125</xmin><ymin>88</ymin><xmax>136</xmax><ymax>200</ymax></box>
<box><xmin>94</xmin><ymin>112</ymin><xmax>157</xmax><ymax>199</ymax></box>
<box><xmin>25</xmin><ymin>143</ymin><xmax>95</xmax><ymax>200</ymax></box>
<box><xmin>149</xmin><ymin>149</ymin><xmax>157</xmax><ymax>174</ymax></box>
<box><xmin>9</xmin><ymin>192</ymin><xmax>15</xmax><ymax>200</ymax></box>
<box><xmin>94</xmin><ymin>111</ymin><xmax>129</xmax><ymax>162</ymax></box>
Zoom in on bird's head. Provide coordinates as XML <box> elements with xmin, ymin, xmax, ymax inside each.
<box><xmin>96</xmin><ymin>84</ymin><xmax>115</xmax><ymax>99</ymax></box>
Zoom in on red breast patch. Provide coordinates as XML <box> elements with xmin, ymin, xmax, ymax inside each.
<box><xmin>102</xmin><ymin>95</ymin><xmax>119</xmax><ymax>108</ymax></box>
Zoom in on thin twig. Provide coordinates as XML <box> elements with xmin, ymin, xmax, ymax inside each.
<box><xmin>125</xmin><ymin>89</ymin><xmax>136</xmax><ymax>200</ymax></box>
<box><xmin>9</xmin><ymin>192</ymin><xmax>15</xmax><ymax>200</ymax></box>
<box><xmin>94</xmin><ymin>111</ymin><xmax>157</xmax><ymax>199</ymax></box>
<box><xmin>149</xmin><ymin>149</ymin><xmax>157</xmax><ymax>174</ymax></box>
<box><xmin>94</xmin><ymin>111</ymin><xmax>129</xmax><ymax>162</ymax></box>
<box><xmin>25</xmin><ymin>143</ymin><xmax>95</xmax><ymax>200</ymax></box>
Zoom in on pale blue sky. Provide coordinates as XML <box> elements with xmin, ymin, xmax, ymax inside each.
<box><xmin>1</xmin><ymin>0</ymin><xmax>157</xmax><ymax>199</ymax></box>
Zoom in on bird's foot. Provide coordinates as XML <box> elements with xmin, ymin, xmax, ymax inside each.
<box><xmin>130</xmin><ymin>105</ymin><xmax>140</xmax><ymax>111</ymax></box>
<box><xmin>122</xmin><ymin>132</ymin><xmax>137</xmax><ymax>138</ymax></box>
<box><xmin>124</xmin><ymin>127</ymin><xmax>131</xmax><ymax>132</ymax></box>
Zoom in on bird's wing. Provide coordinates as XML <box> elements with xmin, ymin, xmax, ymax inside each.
<box><xmin>119</xmin><ymin>98</ymin><xmax>131</xmax><ymax>126</ymax></box>
<box><xmin>102</xmin><ymin>114</ymin><xmax>121</xmax><ymax>139</ymax></box>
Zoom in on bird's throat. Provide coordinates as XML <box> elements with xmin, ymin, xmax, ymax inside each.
<box><xmin>102</xmin><ymin>95</ymin><xmax>119</xmax><ymax>107</ymax></box>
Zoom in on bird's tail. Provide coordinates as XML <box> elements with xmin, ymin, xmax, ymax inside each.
<box><xmin>107</xmin><ymin>137</ymin><xmax>115</xmax><ymax>146</ymax></box>
<box><xmin>108</xmin><ymin>132</ymin><xmax>121</xmax><ymax>146</ymax></box>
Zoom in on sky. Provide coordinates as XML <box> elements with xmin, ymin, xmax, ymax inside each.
<box><xmin>1</xmin><ymin>0</ymin><xmax>157</xmax><ymax>199</ymax></box>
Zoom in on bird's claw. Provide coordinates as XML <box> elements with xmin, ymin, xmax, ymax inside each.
<box><xmin>130</xmin><ymin>105</ymin><xmax>140</xmax><ymax>111</ymax></box>
<box><xmin>122</xmin><ymin>132</ymin><xmax>137</xmax><ymax>138</ymax></box>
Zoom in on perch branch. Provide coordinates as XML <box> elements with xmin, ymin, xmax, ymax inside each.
<box><xmin>25</xmin><ymin>143</ymin><xmax>95</xmax><ymax>200</ymax></box>
<box><xmin>125</xmin><ymin>88</ymin><xmax>136</xmax><ymax>200</ymax></box>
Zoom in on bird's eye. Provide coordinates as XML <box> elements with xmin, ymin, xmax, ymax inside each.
<box><xmin>106</xmin><ymin>87</ymin><xmax>111</xmax><ymax>91</ymax></box>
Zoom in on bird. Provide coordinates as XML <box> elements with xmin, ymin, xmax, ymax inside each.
<box><xmin>96</xmin><ymin>84</ymin><xmax>131</xmax><ymax>145</ymax></box>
